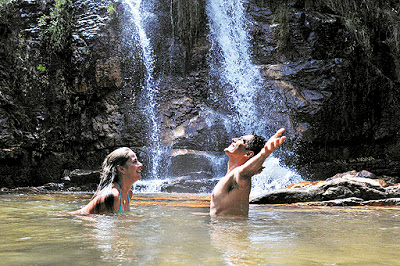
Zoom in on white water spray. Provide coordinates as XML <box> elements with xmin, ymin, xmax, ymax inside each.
<box><xmin>207</xmin><ymin>0</ymin><xmax>303</xmax><ymax>195</ymax></box>
<box><xmin>124</xmin><ymin>0</ymin><xmax>164</xmax><ymax>180</ymax></box>
<box><xmin>207</xmin><ymin>0</ymin><xmax>264</xmax><ymax>132</ymax></box>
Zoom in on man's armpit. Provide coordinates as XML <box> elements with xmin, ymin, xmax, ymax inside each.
<box><xmin>227</xmin><ymin>180</ymin><xmax>239</xmax><ymax>193</ymax></box>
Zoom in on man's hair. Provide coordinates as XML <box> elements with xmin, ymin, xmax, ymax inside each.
<box><xmin>246</xmin><ymin>134</ymin><xmax>266</xmax><ymax>155</ymax></box>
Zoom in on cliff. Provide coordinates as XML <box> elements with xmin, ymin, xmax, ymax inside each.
<box><xmin>0</xmin><ymin>0</ymin><xmax>399</xmax><ymax>188</ymax></box>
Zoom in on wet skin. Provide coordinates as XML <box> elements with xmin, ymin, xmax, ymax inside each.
<box><xmin>210</xmin><ymin>128</ymin><xmax>286</xmax><ymax>217</ymax></box>
<box><xmin>71</xmin><ymin>151</ymin><xmax>143</xmax><ymax>215</ymax></box>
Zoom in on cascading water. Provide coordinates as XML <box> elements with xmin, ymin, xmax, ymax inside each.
<box><xmin>123</xmin><ymin>0</ymin><xmax>164</xmax><ymax>184</ymax></box>
<box><xmin>207</xmin><ymin>0</ymin><xmax>263</xmax><ymax>133</ymax></box>
<box><xmin>122</xmin><ymin>0</ymin><xmax>302</xmax><ymax>194</ymax></box>
<box><xmin>206</xmin><ymin>0</ymin><xmax>303</xmax><ymax>196</ymax></box>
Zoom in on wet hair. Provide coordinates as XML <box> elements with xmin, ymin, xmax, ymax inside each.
<box><xmin>245</xmin><ymin>134</ymin><xmax>266</xmax><ymax>155</ymax></box>
<box><xmin>92</xmin><ymin>147</ymin><xmax>133</xmax><ymax>212</ymax></box>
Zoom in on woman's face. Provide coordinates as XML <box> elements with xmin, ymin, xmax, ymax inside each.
<box><xmin>121</xmin><ymin>151</ymin><xmax>143</xmax><ymax>183</ymax></box>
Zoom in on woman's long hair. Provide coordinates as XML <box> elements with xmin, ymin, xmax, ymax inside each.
<box><xmin>92</xmin><ymin>147</ymin><xmax>133</xmax><ymax>212</ymax></box>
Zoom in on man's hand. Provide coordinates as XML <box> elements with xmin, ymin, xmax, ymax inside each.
<box><xmin>238</xmin><ymin>128</ymin><xmax>286</xmax><ymax>179</ymax></box>
<box><xmin>265</xmin><ymin>128</ymin><xmax>286</xmax><ymax>154</ymax></box>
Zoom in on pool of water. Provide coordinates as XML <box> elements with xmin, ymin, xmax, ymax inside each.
<box><xmin>1</xmin><ymin>193</ymin><xmax>399</xmax><ymax>265</ymax></box>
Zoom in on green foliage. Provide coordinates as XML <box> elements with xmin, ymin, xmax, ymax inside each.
<box><xmin>107</xmin><ymin>3</ymin><xmax>116</xmax><ymax>16</ymax></box>
<box><xmin>307</xmin><ymin>1</ymin><xmax>399</xmax><ymax>54</ymax></box>
<box><xmin>37</xmin><ymin>64</ymin><xmax>46</xmax><ymax>72</ymax></box>
<box><xmin>272</xmin><ymin>0</ymin><xmax>400</xmax><ymax>80</ymax></box>
<box><xmin>38</xmin><ymin>0</ymin><xmax>74</xmax><ymax>54</ymax></box>
<box><xmin>8</xmin><ymin>36</ymin><xmax>49</xmax><ymax>100</ymax></box>
<box><xmin>308</xmin><ymin>0</ymin><xmax>400</xmax><ymax>80</ymax></box>
<box><xmin>300</xmin><ymin>0</ymin><xmax>400</xmax><ymax>140</ymax></box>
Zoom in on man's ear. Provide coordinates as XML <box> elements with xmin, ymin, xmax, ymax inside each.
<box><xmin>245</xmin><ymin>151</ymin><xmax>254</xmax><ymax>158</ymax></box>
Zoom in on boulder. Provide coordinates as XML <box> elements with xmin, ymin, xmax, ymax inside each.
<box><xmin>167</xmin><ymin>149</ymin><xmax>216</xmax><ymax>178</ymax></box>
<box><xmin>160</xmin><ymin>177</ymin><xmax>218</xmax><ymax>193</ymax></box>
<box><xmin>250</xmin><ymin>170</ymin><xmax>400</xmax><ymax>206</ymax></box>
<box><xmin>63</xmin><ymin>169</ymin><xmax>100</xmax><ymax>191</ymax></box>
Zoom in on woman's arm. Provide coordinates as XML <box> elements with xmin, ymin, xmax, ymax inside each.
<box><xmin>69</xmin><ymin>188</ymin><xmax>120</xmax><ymax>214</ymax></box>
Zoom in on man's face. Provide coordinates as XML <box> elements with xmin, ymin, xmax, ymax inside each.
<box><xmin>224</xmin><ymin>135</ymin><xmax>253</xmax><ymax>155</ymax></box>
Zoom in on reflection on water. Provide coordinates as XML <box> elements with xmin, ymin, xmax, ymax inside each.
<box><xmin>1</xmin><ymin>193</ymin><xmax>399</xmax><ymax>265</ymax></box>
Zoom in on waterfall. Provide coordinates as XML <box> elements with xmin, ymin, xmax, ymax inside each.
<box><xmin>123</xmin><ymin>0</ymin><xmax>164</xmax><ymax>180</ymax></box>
<box><xmin>206</xmin><ymin>0</ymin><xmax>303</xmax><ymax>195</ymax></box>
<box><xmin>122</xmin><ymin>0</ymin><xmax>302</xmax><ymax>194</ymax></box>
<box><xmin>207</xmin><ymin>0</ymin><xmax>263</xmax><ymax>133</ymax></box>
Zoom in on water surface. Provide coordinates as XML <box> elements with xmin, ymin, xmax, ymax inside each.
<box><xmin>1</xmin><ymin>193</ymin><xmax>399</xmax><ymax>265</ymax></box>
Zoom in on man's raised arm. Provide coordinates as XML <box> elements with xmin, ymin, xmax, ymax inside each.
<box><xmin>238</xmin><ymin>128</ymin><xmax>286</xmax><ymax>178</ymax></box>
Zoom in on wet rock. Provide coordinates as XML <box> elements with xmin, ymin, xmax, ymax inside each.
<box><xmin>289</xmin><ymin>197</ymin><xmax>400</xmax><ymax>207</ymax></box>
<box><xmin>160</xmin><ymin>177</ymin><xmax>218</xmax><ymax>193</ymax></box>
<box><xmin>8</xmin><ymin>186</ymin><xmax>42</xmax><ymax>193</ymax></box>
<box><xmin>321</xmin><ymin>197</ymin><xmax>365</xmax><ymax>206</ymax></box>
<box><xmin>250</xmin><ymin>171</ymin><xmax>400</xmax><ymax>206</ymax></box>
<box><xmin>64</xmin><ymin>169</ymin><xmax>100</xmax><ymax>189</ymax></box>
<box><xmin>293</xmin><ymin>197</ymin><xmax>365</xmax><ymax>207</ymax></box>
<box><xmin>163</xmin><ymin>107</ymin><xmax>230</xmax><ymax>152</ymax></box>
<box><xmin>38</xmin><ymin>182</ymin><xmax>64</xmax><ymax>191</ymax></box>
<box><xmin>362</xmin><ymin>198</ymin><xmax>400</xmax><ymax>206</ymax></box>
<box><xmin>380</xmin><ymin>176</ymin><xmax>400</xmax><ymax>186</ymax></box>
<box><xmin>1</xmin><ymin>0</ymin><xmax>400</xmax><ymax>188</ymax></box>
<box><xmin>167</xmin><ymin>149</ymin><xmax>215</xmax><ymax>178</ymax></box>
<box><xmin>385</xmin><ymin>184</ymin><xmax>400</xmax><ymax>198</ymax></box>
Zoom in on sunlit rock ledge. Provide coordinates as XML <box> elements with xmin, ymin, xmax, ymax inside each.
<box><xmin>250</xmin><ymin>170</ymin><xmax>400</xmax><ymax>206</ymax></box>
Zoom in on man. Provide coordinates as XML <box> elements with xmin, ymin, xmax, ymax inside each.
<box><xmin>210</xmin><ymin>128</ymin><xmax>286</xmax><ymax>216</ymax></box>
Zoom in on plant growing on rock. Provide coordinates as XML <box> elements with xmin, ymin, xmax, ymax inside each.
<box><xmin>38</xmin><ymin>0</ymin><xmax>74</xmax><ymax>55</ymax></box>
<box><xmin>272</xmin><ymin>4</ymin><xmax>293</xmax><ymax>56</ymax></box>
<box><xmin>107</xmin><ymin>3</ymin><xmax>116</xmax><ymax>16</ymax></box>
<box><xmin>306</xmin><ymin>0</ymin><xmax>399</xmax><ymax>66</ymax></box>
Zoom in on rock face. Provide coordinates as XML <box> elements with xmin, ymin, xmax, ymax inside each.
<box><xmin>250</xmin><ymin>170</ymin><xmax>400</xmax><ymax>206</ymax></box>
<box><xmin>0</xmin><ymin>0</ymin><xmax>399</xmax><ymax>188</ymax></box>
<box><xmin>247</xmin><ymin>1</ymin><xmax>400</xmax><ymax>179</ymax></box>
<box><xmin>0</xmin><ymin>0</ymin><xmax>146</xmax><ymax>187</ymax></box>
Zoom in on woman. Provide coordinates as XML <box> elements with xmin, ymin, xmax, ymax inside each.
<box><xmin>70</xmin><ymin>147</ymin><xmax>143</xmax><ymax>214</ymax></box>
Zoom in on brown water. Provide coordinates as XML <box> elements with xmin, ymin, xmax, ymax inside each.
<box><xmin>1</xmin><ymin>193</ymin><xmax>399</xmax><ymax>265</ymax></box>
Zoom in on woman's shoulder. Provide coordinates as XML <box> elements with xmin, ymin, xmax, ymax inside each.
<box><xmin>111</xmin><ymin>185</ymin><xmax>121</xmax><ymax>196</ymax></box>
